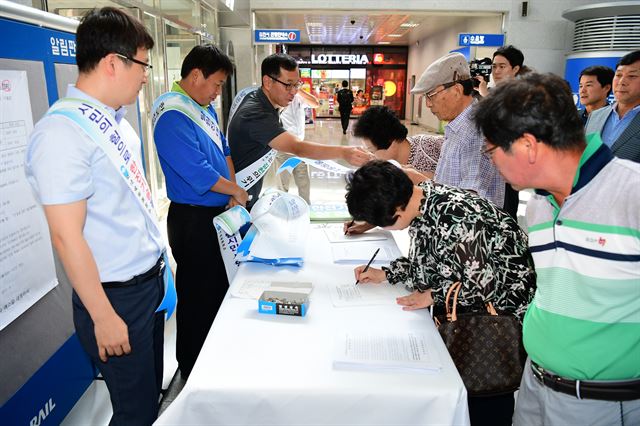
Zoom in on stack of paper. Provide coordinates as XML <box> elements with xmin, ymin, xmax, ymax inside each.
<box><xmin>334</xmin><ymin>331</ymin><xmax>442</xmax><ymax>373</ymax></box>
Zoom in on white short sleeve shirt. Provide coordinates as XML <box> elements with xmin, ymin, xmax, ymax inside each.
<box><xmin>25</xmin><ymin>86</ymin><xmax>164</xmax><ymax>282</ymax></box>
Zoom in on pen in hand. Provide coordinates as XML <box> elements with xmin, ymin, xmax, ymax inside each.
<box><xmin>344</xmin><ymin>219</ymin><xmax>355</xmax><ymax>235</ymax></box>
<box><xmin>355</xmin><ymin>248</ymin><xmax>380</xmax><ymax>285</ymax></box>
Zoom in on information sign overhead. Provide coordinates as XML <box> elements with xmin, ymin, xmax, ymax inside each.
<box><xmin>255</xmin><ymin>29</ymin><xmax>301</xmax><ymax>43</ymax></box>
<box><xmin>458</xmin><ymin>33</ymin><xmax>505</xmax><ymax>47</ymax></box>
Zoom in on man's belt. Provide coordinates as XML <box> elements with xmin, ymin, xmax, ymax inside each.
<box><xmin>531</xmin><ymin>361</ymin><xmax>640</xmax><ymax>401</ymax></box>
<box><xmin>102</xmin><ymin>256</ymin><xmax>164</xmax><ymax>288</ymax></box>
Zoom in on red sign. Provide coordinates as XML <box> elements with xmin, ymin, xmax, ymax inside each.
<box><xmin>373</xmin><ymin>53</ymin><xmax>384</xmax><ymax>64</ymax></box>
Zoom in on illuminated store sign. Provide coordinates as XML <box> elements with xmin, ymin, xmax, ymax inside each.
<box><xmin>310</xmin><ymin>54</ymin><xmax>370</xmax><ymax>65</ymax></box>
<box><xmin>255</xmin><ymin>29</ymin><xmax>300</xmax><ymax>43</ymax></box>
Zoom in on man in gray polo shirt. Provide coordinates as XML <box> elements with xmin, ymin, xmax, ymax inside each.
<box><xmin>228</xmin><ymin>53</ymin><xmax>372</xmax><ymax>208</ymax></box>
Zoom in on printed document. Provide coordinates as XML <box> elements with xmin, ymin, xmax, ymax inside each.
<box><xmin>328</xmin><ymin>282</ymin><xmax>411</xmax><ymax>307</ymax></box>
<box><xmin>334</xmin><ymin>331</ymin><xmax>442</xmax><ymax>373</ymax></box>
<box><xmin>0</xmin><ymin>70</ymin><xmax>58</xmax><ymax>331</ymax></box>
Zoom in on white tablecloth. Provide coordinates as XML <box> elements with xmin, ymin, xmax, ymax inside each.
<box><xmin>155</xmin><ymin>226</ymin><xmax>469</xmax><ymax>426</ymax></box>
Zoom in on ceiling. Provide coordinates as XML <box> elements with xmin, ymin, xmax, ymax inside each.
<box><xmin>254</xmin><ymin>10</ymin><xmax>503</xmax><ymax>46</ymax></box>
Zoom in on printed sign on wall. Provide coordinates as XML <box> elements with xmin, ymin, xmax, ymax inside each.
<box><xmin>255</xmin><ymin>29</ymin><xmax>301</xmax><ymax>43</ymax></box>
<box><xmin>458</xmin><ymin>33</ymin><xmax>505</xmax><ymax>47</ymax></box>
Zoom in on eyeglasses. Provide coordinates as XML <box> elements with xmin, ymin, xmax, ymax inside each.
<box><xmin>424</xmin><ymin>81</ymin><xmax>457</xmax><ymax>103</ymax></box>
<box><xmin>269</xmin><ymin>75</ymin><xmax>303</xmax><ymax>92</ymax></box>
<box><xmin>481</xmin><ymin>144</ymin><xmax>500</xmax><ymax>160</ymax></box>
<box><xmin>115</xmin><ymin>53</ymin><xmax>152</xmax><ymax>74</ymax></box>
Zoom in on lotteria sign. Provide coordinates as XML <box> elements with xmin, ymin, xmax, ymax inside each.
<box><xmin>311</xmin><ymin>54</ymin><xmax>370</xmax><ymax>65</ymax></box>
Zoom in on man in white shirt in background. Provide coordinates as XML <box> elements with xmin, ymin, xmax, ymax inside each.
<box><xmin>273</xmin><ymin>88</ymin><xmax>319</xmax><ymax>204</ymax></box>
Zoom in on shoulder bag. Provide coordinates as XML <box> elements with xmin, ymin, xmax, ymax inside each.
<box><xmin>435</xmin><ymin>282</ymin><xmax>526</xmax><ymax>396</ymax></box>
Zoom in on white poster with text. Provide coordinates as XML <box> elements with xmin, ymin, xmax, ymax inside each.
<box><xmin>0</xmin><ymin>70</ymin><xmax>57</xmax><ymax>331</ymax></box>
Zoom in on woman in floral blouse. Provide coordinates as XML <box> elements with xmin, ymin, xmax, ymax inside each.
<box><xmin>346</xmin><ymin>160</ymin><xmax>536</xmax><ymax>426</ymax></box>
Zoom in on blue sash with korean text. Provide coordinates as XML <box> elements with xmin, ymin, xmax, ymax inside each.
<box><xmin>235</xmin><ymin>149</ymin><xmax>278</xmax><ymax>190</ymax></box>
<box><xmin>45</xmin><ymin>98</ymin><xmax>177</xmax><ymax>319</ymax></box>
<box><xmin>151</xmin><ymin>91</ymin><xmax>224</xmax><ymax>154</ymax></box>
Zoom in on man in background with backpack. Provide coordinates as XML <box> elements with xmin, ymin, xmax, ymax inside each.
<box><xmin>336</xmin><ymin>80</ymin><xmax>354</xmax><ymax>134</ymax></box>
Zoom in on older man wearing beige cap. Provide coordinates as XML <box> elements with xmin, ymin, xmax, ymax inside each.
<box><xmin>412</xmin><ymin>52</ymin><xmax>505</xmax><ymax>209</ymax></box>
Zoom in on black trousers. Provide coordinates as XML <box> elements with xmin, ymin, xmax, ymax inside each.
<box><xmin>73</xmin><ymin>268</ymin><xmax>165</xmax><ymax>426</ymax></box>
<box><xmin>468</xmin><ymin>392</ymin><xmax>515</xmax><ymax>426</ymax></box>
<box><xmin>167</xmin><ymin>202</ymin><xmax>228</xmax><ymax>377</ymax></box>
<box><xmin>340</xmin><ymin>109</ymin><xmax>351</xmax><ymax>133</ymax></box>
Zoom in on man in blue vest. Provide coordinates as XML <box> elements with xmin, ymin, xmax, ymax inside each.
<box><xmin>26</xmin><ymin>8</ymin><xmax>167</xmax><ymax>425</ymax></box>
<box><xmin>152</xmin><ymin>44</ymin><xmax>248</xmax><ymax>379</ymax></box>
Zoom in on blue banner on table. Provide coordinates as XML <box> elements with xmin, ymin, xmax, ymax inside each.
<box><xmin>213</xmin><ymin>190</ymin><xmax>309</xmax><ymax>273</ymax></box>
<box><xmin>237</xmin><ymin>190</ymin><xmax>309</xmax><ymax>266</ymax></box>
<box><xmin>458</xmin><ymin>33</ymin><xmax>505</xmax><ymax>47</ymax></box>
<box><xmin>255</xmin><ymin>29</ymin><xmax>301</xmax><ymax>43</ymax></box>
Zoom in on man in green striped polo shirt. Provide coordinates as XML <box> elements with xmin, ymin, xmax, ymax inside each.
<box><xmin>473</xmin><ymin>73</ymin><xmax>640</xmax><ymax>426</ymax></box>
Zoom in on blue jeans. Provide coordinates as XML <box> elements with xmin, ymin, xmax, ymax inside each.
<box><xmin>72</xmin><ymin>268</ymin><xmax>165</xmax><ymax>426</ymax></box>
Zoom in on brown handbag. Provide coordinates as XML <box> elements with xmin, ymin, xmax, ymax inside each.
<box><xmin>435</xmin><ymin>282</ymin><xmax>526</xmax><ymax>397</ymax></box>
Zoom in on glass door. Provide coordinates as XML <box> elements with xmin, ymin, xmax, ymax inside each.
<box><xmin>312</xmin><ymin>69</ymin><xmax>350</xmax><ymax>118</ymax></box>
<box><xmin>140</xmin><ymin>12</ymin><xmax>169</xmax><ymax>214</ymax></box>
<box><xmin>350</xmin><ymin>68</ymin><xmax>367</xmax><ymax>116</ymax></box>
<box><xmin>164</xmin><ymin>21</ymin><xmax>199</xmax><ymax>86</ymax></box>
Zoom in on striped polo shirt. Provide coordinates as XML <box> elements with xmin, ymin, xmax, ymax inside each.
<box><xmin>523</xmin><ymin>133</ymin><xmax>640</xmax><ymax>381</ymax></box>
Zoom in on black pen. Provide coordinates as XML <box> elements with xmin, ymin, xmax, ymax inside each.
<box><xmin>344</xmin><ymin>219</ymin><xmax>355</xmax><ymax>235</ymax></box>
<box><xmin>355</xmin><ymin>248</ymin><xmax>380</xmax><ymax>285</ymax></box>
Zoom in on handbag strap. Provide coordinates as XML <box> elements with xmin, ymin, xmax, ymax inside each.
<box><xmin>444</xmin><ymin>282</ymin><xmax>499</xmax><ymax>321</ymax></box>
<box><xmin>444</xmin><ymin>282</ymin><xmax>462</xmax><ymax>322</ymax></box>
<box><xmin>486</xmin><ymin>302</ymin><xmax>498</xmax><ymax>316</ymax></box>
